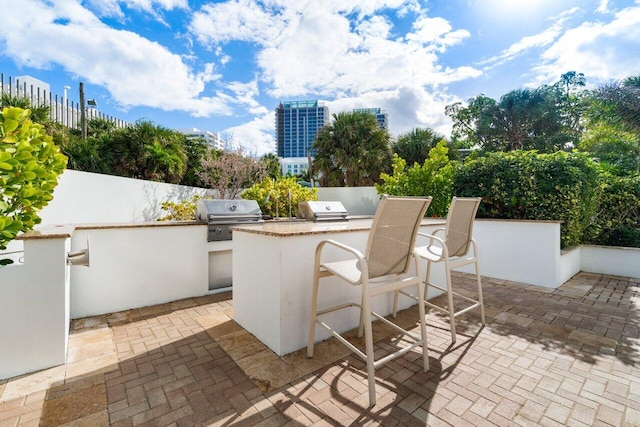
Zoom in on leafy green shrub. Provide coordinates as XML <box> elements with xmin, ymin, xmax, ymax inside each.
<box><xmin>584</xmin><ymin>174</ymin><xmax>640</xmax><ymax>247</ymax></box>
<box><xmin>157</xmin><ymin>195</ymin><xmax>202</xmax><ymax>221</ymax></box>
<box><xmin>601</xmin><ymin>226</ymin><xmax>640</xmax><ymax>247</ymax></box>
<box><xmin>375</xmin><ymin>140</ymin><xmax>454</xmax><ymax>217</ymax></box>
<box><xmin>242</xmin><ymin>177</ymin><xmax>317</xmax><ymax>218</ymax></box>
<box><xmin>453</xmin><ymin>151</ymin><xmax>600</xmax><ymax>248</ymax></box>
<box><xmin>0</xmin><ymin>107</ymin><xmax>68</xmax><ymax>261</ymax></box>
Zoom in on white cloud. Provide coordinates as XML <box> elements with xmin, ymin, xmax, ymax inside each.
<box><xmin>189</xmin><ymin>0</ymin><xmax>282</xmax><ymax>46</ymax></box>
<box><xmin>85</xmin><ymin>0</ymin><xmax>188</xmax><ymax>19</ymax></box>
<box><xmin>0</xmin><ymin>0</ymin><xmax>233</xmax><ymax>117</ymax></box>
<box><xmin>407</xmin><ymin>16</ymin><xmax>471</xmax><ymax>51</ymax></box>
<box><xmin>596</xmin><ymin>0</ymin><xmax>610</xmax><ymax>14</ymax></box>
<box><xmin>224</xmin><ymin>113</ymin><xmax>276</xmax><ymax>156</ymax></box>
<box><xmin>192</xmin><ymin>3</ymin><xmax>479</xmax><ymax>99</ymax></box>
<box><xmin>188</xmin><ymin>2</ymin><xmax>479</xmax><ymax>89</ymax></box>
<box><xmin>480</xmin><ymin>7</ymin><xmax>579</xmax><ymax>68</ymax></box>
<box><xmin>532</xmin><ymin>4</ymin><xmax>640</xmax><ymax>86</ymax></box>
<box><xmin>85</xmin><ymin>0</ymin><xmax>124</xmax><ymax>18</ymax></box>
<box><xmin>326</xmin><ymin>84</ymin><xmax>460</xmax><ymax>139</ymax></box>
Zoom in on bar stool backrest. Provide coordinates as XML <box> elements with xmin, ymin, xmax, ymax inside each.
<box><xmin>445</xmin><ymin>197</ymin><xmax>482</xmax><ymax>257</ymax></box>
<box><xmin>365</xmin><ymin>196</ymin><xmax>432</xmax><ymax>278</ymax></box>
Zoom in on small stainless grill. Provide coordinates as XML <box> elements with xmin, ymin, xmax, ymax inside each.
<box><xmin>297</xmin><ymin>201</ymin><xmax>349</xmax><ymax>222</ymax></box>
<box><xmin>197</xmin><ymin>199</ymin><xmax>263</xmax><ymax>241</ymax></box>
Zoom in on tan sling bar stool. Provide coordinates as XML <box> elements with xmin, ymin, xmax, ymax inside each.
<box><xmin>307</xmin><ymin>196</ymin><xmax>432</xmax><ymax>407</ymax></box>
<box><xmin>394</xmin><ymin>197</ymin><xmax>485</xmax><ymax>343</ymax></box>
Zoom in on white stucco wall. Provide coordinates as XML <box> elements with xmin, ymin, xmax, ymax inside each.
<box><xmin>37</xmin><ymin>170</ymin><xmax>381</xmax><ymax>225</ymax></box>
<box><xmin>317</xmin><ymin>187</ymin><xmax>381</xmax><ymax>215</ymax></box>
<box><xmin>69</xmin><ymin>224</ymin><xmax>211</xmax><ymax>318</ymax></box>
<box><xmin>39</xmin><ymin>169</ymin><xmax>212</xmax><ymax>225</ymax></box>
<box><xmin>0</xmin><ymin>237</ymin><xmax>70</xmax><ymax>380</ymax></box>
<box><xmin>455</xmin><ymin>219</ymin><xmax>571</xmax><ymax>288</ymax></box>
<box><xmin>581</xmin><ymin>245</ymin><xmax>640</xmax><ymax>279</ymax></box>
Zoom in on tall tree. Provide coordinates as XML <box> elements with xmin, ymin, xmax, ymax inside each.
<box><xmin>555</xmin><ymin>71</ymin><xmax>588</xmax><ymax>146</ymax></box>
<box><xmin>580</xmin><ymin>75</ymin><xmax>640</xmax><ymax>176</ymax></box>
<box><xmin>312</xmin><ymin>111</ymin><xmax>392</xmax><ymax>186</ymax></box>
<box><xmin>597</xmin><ymin>76</ymin><xmax>640</xmax><ymax>132</ymax></box>
<box><xmin>446</xmin><ymin>73</ymin><xmax>588</xmax><ymax>152</ymax></box>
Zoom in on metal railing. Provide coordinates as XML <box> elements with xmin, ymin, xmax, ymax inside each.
<box><xmin>0</xmin><ymin>73</ymin><xmax>129</xmax><ymax>130</ymax></box>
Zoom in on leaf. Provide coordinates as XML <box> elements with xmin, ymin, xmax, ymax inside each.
<box><xmin>22</xmin><ymin>171</ymin><xmax>37</xmax><ymax>181</ymax></box>
<box><xmin>0</xmin><ymin>162</ymin><xmax>13</xmax><ymax>171</ymax></box>
<box><xmin>1</xmin><ymin>134</ymin><xmax>18</xmax><ymax>143</ymax></box>
<box><xmin>3</xmin><ymin>119</ymin><xmax>19</xmax><ymax>133</ymax></box>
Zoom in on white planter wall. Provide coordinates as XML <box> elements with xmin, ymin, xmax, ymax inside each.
<box><xmin>456</xmin><ymin>220</ymin><xmax>571</xmax><ymax>288</ymax></box>
<box><xmin>580</xmin><ymin>245</ymin><xmax>640</xmax><ymax>278</ymax></box>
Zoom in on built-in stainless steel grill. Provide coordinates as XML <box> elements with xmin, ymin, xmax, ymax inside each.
<box><xmin>297</xmin><ymin>201</ymin><xmax>349</xmax><ymax>222</ymax></box>
<box><xmin>197</xmin><ymin>199</ymin><xmax>263</xmax><ymax>241</ymax></box>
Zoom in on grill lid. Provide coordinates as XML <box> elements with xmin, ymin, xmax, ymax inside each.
<box><xmin>297</xmin><ymin>201</ymin><xmax>348</xmax><ymax>221</ymax></box>
<box><xmin>197</xmin><ymin>199</ymin><xmax>262</xmax><ymax>223</ymax></box>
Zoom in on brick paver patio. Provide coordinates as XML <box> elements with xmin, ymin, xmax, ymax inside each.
<box><xmin>1</xmin><ymin>272</ymin><xmax>638</xmax><ymax>426</ymax></box>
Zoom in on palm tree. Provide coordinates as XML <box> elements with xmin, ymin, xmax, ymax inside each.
<box><xmin>261</xmin><ymin>153</ymin><xmax>282</xmax><ymax>179</ymax></box>
<box><xmin>107</xmin><ymin>120</ymin><xmax>187</xmax><ymax>183</ymax></box>
<box><xmin>313</xmin><ymin>111</ymin><xmax>392</xmax><ymax>186</ymax></box>
<box><xmin>392</xmin><ymin>127</ymin><xmax>452</xmax><ymax>166</ymax></box>
<box><xmin>580</xmin><ymin>75</ymin><xmax>640</xmax><ymax>176</ymax></box>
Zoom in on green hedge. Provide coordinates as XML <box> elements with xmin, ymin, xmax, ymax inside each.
<box><xmin>584</xmin><ymin>175</ymin><xmax>640</xmax><ymax>247</ymax></box>
<box><xmin>453</xmin><ymin>151</ymin><xmax>601</xmax><ymax>248</ymax></box>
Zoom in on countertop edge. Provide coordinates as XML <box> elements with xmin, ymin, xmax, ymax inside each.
<box><xmin>231</xmin><ymin>218</ymin><xmax>447</xmax><ymax>237</ymax></box>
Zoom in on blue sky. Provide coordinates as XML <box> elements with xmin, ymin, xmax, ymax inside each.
<box><xmin>0</xmin><ymin>0</ymin><xmax>638</xmax><ymax>156</ymax></box>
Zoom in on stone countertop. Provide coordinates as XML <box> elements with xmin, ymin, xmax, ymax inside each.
<box><xmin>231</xmin><ymin>217</ymin><xmax>446</xmax><ymax>237</ymax></box>
<box><xmin>71</xmin><ymin>220</ymin><xmax>205</xmax><ymax>230</ymax></box>
<box><xmin>17</xmin><ymin>221</ymin><xmax>205</xmax><ymax>240</ymax></box>
<box><xmin>17</xmin><ymin>225</ymin><xmax>77</xmax><ymax>240</ymax></box>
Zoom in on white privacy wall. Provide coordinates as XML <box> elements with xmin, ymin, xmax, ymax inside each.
<box><xmin>317</xmin><ymin>186</ymin><xmax>381</xmax><ymax>215</ymax></box>
<box><xmin>37</xmin><ymin>170</ymin><xmax>381</xmax><ymax>226</ymax></box>
<box><xmin>39</xmin><ymin>169</ymin><xmax>212</xmax><ymax>225</ymax></box>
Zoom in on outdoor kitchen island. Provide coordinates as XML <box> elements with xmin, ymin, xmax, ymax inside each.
<box><xmin>231</xmin><ymin>217</ymin><xmax>446</xmax><ymax>356</ymax></box>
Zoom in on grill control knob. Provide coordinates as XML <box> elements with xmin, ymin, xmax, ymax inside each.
<box><xmin>214</xmin><ymin>228</ymin><xmax>222</xmax><ymax>234</ymax></box>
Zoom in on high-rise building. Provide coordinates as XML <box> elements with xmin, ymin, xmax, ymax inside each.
<box><xmin>178</xmin><ymin>128</ymin><xmax>223</xmax><ymax>150</ymax></box>
<box><xmin>353</xmin><ymin>108</ymin><xmax>388</xmax><ymax>130</ymax></box>
<box><xmin>275</xmin><ymin>100</ymin><xmax>329</xmax><ymax>176</ymax></box>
